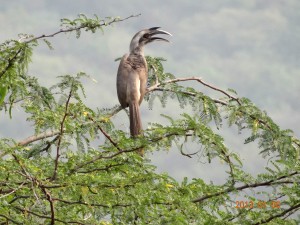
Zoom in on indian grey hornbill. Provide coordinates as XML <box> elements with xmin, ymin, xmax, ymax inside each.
<box><xmin>116</xmin><ymin>27</ymin><xmax>172</xmax><ymax>154</ymax></box>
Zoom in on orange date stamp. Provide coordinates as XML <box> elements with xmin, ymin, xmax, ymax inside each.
<box><xmin>234</xmin><ymin>200</ymin><xmax>281</xmax><ymax>209</ymax></box>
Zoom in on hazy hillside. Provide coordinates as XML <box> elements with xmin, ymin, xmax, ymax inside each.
<box><xmin>0</xmin><ymin>0</ymin><xmax>299</xmax><ymax>181</ymax></box>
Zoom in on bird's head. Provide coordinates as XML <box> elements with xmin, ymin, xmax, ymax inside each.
<box><xmin>129</xmin><ymin>27</ymin><xmax>172</xmax><ymax>54</ymax></box>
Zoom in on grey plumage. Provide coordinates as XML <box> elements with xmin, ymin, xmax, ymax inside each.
<box><xmin>116</xmin><ymin>27</ymin><xmax>172</xmax><ymax>155</ymax></box>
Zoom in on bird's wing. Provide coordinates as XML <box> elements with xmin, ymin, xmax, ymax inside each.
<box><xmin>117</xmin><ymin>54</ymin><xmax>130</xmax><ymax>108</ymax></box>
<box><xmin>117</xmin><ymin>54</ymin><xmax>147</xmax><ymax>108</ymax></box>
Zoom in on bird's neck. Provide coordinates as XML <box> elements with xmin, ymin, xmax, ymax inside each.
<box><xmin>130</xmin><ymin>45</ymin><xmax>144</xmax><ymax>56</ymax></box>
<box><xmin>127</xmin><ymin>49</ymin><xmax>147</xmax><ymax>70</ymax></box>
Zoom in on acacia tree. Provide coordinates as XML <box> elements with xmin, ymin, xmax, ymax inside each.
<box><xmin>0</xmin><ymin>14</ymin><xmax>299</xmax><ymax>225</ymax></box>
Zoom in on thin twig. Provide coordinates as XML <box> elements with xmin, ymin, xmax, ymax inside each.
<box><xmin>147</xmin><ymin>76</ymin><xmax>277</xmax><ymax>133</ymax></box>
<box><xmin>17</xmin><ymin>106</ymin><xmax>123</xmax><ymax>147</ymax></box>
<box><xmin>88</xmin><ymin>115</ymin><xmax>121</xmax><ymax>151</ymax></box>
<box><xmin>71</xmin><ymin>147</ymin><xmax>141</xmax><ymax>172</ymax></box>
<box><xmin>13</xmin><ymin>206</ymin><xmax>69</xmax><ymax>224</ymax></box>
<box><xmin>23</xmin><ymin>14</ymin><xmax>141</xmax><ymax>44</ymax></box>
<box><xmin>253</xmin><ymin>202</ymin><xmax>300</xmax><ymax>225</ymax></box>
<box><xmin>0</xmin><ymin>48</ymin><xmax>22</xmax><ymax>79</ymax></box>
<box><xmin>152</xmin><ymin>87</ymin><xmax>227</xmax><ymax>105</ymax></box>
<box><xmin>76</xmin><ymin>163</ymin><xmax>125</xmax><ymax>173</ymax></box>
<box><xmin>11</xmin><ymin>154</ymin><xmax>28</xmax><ymax>178</ymax></box>
<box><xmin>147</xmin><ymin>76</ymin><xmax>240</xmax><ymax>103</ymax></box>
<box><xmin>52</xmin><ymin>197</ymin><xmax>131</xmax><ymax>208</ymax></box>
<box><xmin>51</xmin><ymin>87</ymin><xmax>73</xmax><ymax>180</ymax></box>
<box><xmin>0</xmin><ymin>214</ymin><xmax>22</xmax><ymax>225</ymax></box>
<box><xmin>41</xmin><ymin>188</ymin><xmax>55</xmax><ymax>225</ymax></box>
<box><xmin>192</xmin><ymin>171</ymin><xmax>299</xmax><ymax>203</ymax></box>
<box><xmin>1</xmin><ymin>14</ymin><xmax>140</xmax><ymax>87</ymax></box>
<box><xmin>0</xmin><ymin>182</ymin><xmax>25</xmax><ymax>199</ymax></box>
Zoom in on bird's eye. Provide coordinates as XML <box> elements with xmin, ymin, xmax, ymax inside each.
<box><xmin>143</xmin><ymin>34</ymin><xmax>149</xmax><ymax>38</ymax></box>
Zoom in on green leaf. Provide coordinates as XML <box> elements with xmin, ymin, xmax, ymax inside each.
<box><xmin>0</xmin><ymin>85</ymin><xmax>7</xmax><ymax>105</ymax></box>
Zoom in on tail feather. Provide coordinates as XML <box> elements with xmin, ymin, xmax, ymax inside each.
<box><xmin>129</xmin><ymin>102</ymin><xmax>144</xmax><ymax>156</ymax></box>
<box><xmin>129</xmin><ymin>102</ymin><xmax>142</xmax><ymax>136</ymax></box>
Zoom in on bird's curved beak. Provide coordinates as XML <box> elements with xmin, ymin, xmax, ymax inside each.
<box><xmin>148</xmin><ymin>27</ymin><xmax>172</xmax><ymax>42</ymax></box>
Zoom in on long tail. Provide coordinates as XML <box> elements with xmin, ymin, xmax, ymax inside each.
<box><xmin>129</xmin><ymin>102</ymin><xmax>144</xmax><ymax>156</ymax></box>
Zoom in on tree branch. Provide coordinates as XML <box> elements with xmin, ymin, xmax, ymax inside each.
<box><xmin>0</xmin><ymin>182</ymin><xmax>25</xmax><ymax>199</ymax></box>
<box><xmin>192</xmin><ymin>171</ymin><xmax>299</xmax><ymax>203</ymax></box>
<box><xmin>150</xmin><ymin>87</ymin><xmax>227</xmax><ymax>105</ymax></box>
<box><xmin>87</xmin><ymin>115</ymin><xmax>121</xmax><ymax>151</ymax></box>
<box><xmin>253</xmin><ymin>202</ymin><xmax>300</xmax><ymax>225</ymax></box>
<box><xmin>0</xmin><ymin>14</ymin><xmax>141</xmax><ymax>86</ymax></box>
<box><xmin>0</xmin><ymin>214</ymin><xmax>22</xmax><ymax>225</ymax></box>
<box><xmin>147</xmin><ymin>76</ymin><xmax>291</xmax><ymax>136</ymax></box>
<box><xmin>13</xmin><ymin>206</ymin><xmax>76</xmax><ymax>224</ymax></box>
<box><xmin>76</xmin><ymin>162</ymin><xmax>125</xmax><ymax>174</ymax></box>
<box><xmin>51</xmin><ymin>87</ymin><xmax>73</xmax><ymax>180</ymax></box>
<box><xmin>147</xmin><ymin>76</ymin><xmax>240</xmax><ymax>103</ymax></box>
<box><xmin>23</xmin><ymin>14</ymin><xmax>141</xmax><ymax>44</ymax></box>
<box><xmin>18</xmin><ymin>130</ymin><xmax>61</xmax><ymax>146</ymax></box>
<box><xmin>17</xmin><ymin>106</ymin><xmax>123</xmax><ymax>147</ymax></box>
<box><xmin>52</xmin><ymin>197</ymin><xmax>131</xmax><ymax>208</ymax></box>
<box><xmin>41</xmin><ymin>188</ymin><xmax>55</xmax><ymax>225</ymax></box>
<box><xmin>70</xmin><ymin>147</ymin><xmax>141</xmax><ymax>173</ymax></box>
<box><xmin>0</xmin><ymin>48</ymin><xmax>23</xmax><ymax>79</ymax></box>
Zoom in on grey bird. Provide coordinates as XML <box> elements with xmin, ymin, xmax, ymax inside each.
<box><xmin>117</xmin><ymin>27</ymin><xmax>172</xmax><ymax>155</ymax></box>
